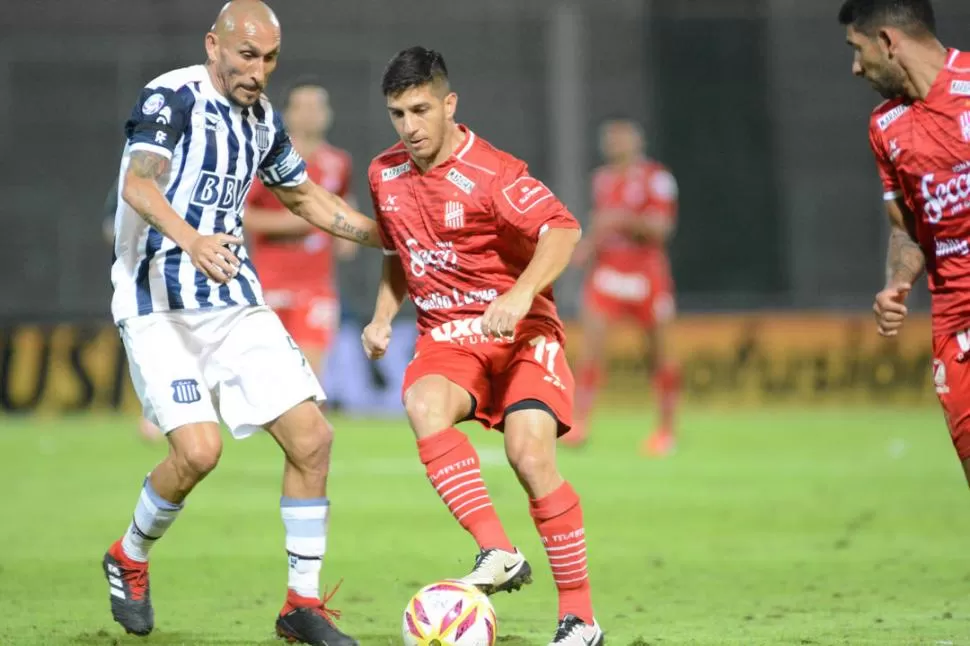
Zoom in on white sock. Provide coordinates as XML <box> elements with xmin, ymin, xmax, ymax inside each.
<box><xmin>281</xmin><ymin>496</ymin><xmax>329</xmax><ymax>599</ymax></box>
<box><xmin>121</xmin><ymin>476</ymin><xmax>183</xmax><ymax>562</ymax></box>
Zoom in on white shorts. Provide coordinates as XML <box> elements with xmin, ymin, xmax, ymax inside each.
<box><xmin>119</xmin><ymin>305</ymin><xmax>326</xmax><ymax>439</ymax></box>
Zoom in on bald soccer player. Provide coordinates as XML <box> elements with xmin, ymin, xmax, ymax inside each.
<box><xmin>101</xmin><ymin>2</ymin><xmax>376</xmax><ymax>643</ymax></box>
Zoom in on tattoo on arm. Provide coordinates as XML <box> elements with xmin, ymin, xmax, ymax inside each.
<box><xmin>886</xmin><ymin>227</ymin><xmax>925</xmax><ymax>285</ymax></box>
<box><xmin>331</xmin><ymin>212</ymin><xmax>371</xmax><ymax>244</ymax></box>
<box><xmin>125</xmin><ymin>151</ymin><xmax>172</xmax><ymax>233</ymax></box>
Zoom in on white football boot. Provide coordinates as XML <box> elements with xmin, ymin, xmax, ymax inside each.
<box><xmin>549</xmin><ymin>615</ymin><xmax>605</xmax><ymax>646</ymax></box>
<box><xmin>458</xmin><ymin>547</ymin><xmax>533</xmax><ymax>595</ymax></box>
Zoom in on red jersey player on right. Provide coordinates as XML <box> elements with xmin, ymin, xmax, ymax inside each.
<box><xmin>562</xmin><ymin>118</ymin><xmax>681</xmax><ymax>456</ymax></box>
<box><xmin>361</xmin><ymin>47</ymin><xmax>603</xmax><ymax>646</ymax></box>
<box><xmin>842</xmin><ymin>0</ymin><xmax>970</xmax><ymax>483</ymax></box>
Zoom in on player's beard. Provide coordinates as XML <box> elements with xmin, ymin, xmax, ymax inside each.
<box><xmin>869</xmin><ymin>66</ymin><xmax>908</xmax><ymax>100</ymax></box>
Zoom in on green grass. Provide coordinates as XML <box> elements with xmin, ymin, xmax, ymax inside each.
<box><xmin>0</xmin><ymin>406</ymin><xmax>968</xmax><ymax>645</ymax></box>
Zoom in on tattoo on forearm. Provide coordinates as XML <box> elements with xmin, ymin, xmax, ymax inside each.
<box><xmin>331</xmin><ymin>212</ymin><xmax>371</xmax><ymax>244</ymax></box>
<box><xmin>127</xmin><ymin>151</ymin><xmax>172</xmax><ymax>234</ymax></box>
<box><xmin>886</xmin><ymin>227</ymin><xmax>925</xmax><ymax>284</ymax></box>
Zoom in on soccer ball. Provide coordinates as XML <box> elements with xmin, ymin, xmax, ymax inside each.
<box><xmin>402</xmin><ymin>580</ymin><xmax>497</xmax><ymax>646</ymax></box>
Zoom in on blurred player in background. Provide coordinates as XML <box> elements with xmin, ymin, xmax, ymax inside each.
<box><xmin>562</xmin><ymin>118</ymin><xmax>681</xmax><ymax>456</ymax></box>
<box><xmin>842</xmin><ymin>0</ymin><xmax>970</xmax><ymax>483</ymax></box>
<box><xmin>361</xmin><ymin>47</ymin><xmax>603</xmax><ymax>646</ymax></box>
<box><xmin>245</xmin><ymin>78</ymin><xmax>358</xmax><ymax>380</ymax></box>
<box><xmin>102</xmin><ymin>2</ymin><xmax>377</xmax><ymax>643</ymax></box>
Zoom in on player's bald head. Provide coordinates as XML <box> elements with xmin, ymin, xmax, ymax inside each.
<box><xmin>204</xmin><ymin>0</ymin><xmax>282</xmax><ymax>108</ymax></box>
<box><xmin>211</xmin><ymin>0</ymin><xmax>280</xmax><ymax>43</ymax></box>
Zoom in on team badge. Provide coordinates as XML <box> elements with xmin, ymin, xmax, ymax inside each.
<box><xmin>171</xmin><ymin>378</ymin><xmax>202</xmax><ymax>404</ymax></box>
<box><xmin>255</xmin><ymin>123</ymin><xmax>271</xmax><ymax>150</ymax></box>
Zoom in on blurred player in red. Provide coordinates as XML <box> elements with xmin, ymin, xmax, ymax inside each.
<box><xmin>562</xmin><ymin>118</ymin><xmax>681</xmax><ymax>456</ymax></box>
<box><xmin>360</xmin><ymin>47</ymin><xmax>603</xmax><ymax>646</ymax></box>
<box><xmin>245</xmin><ymin>78</ymin><xmax>358</xmax><ymax>378</ymax></box>
<box><xmin>842</xmin><ymin>0</ymin><xmax>970</xmax><ymax>482</ymax></box>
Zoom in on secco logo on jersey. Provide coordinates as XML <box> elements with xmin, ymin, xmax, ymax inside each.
<box><xmin>502</xmin><ymin>176</ymin><xmax>554</xmax><ymax>214</ymax></box>
<box><xmin>921</xmin><ymin>171</ymin><xmax>970</xmax><ymax>223</ymax></box>
<box><xmin>952</xmin><ymin>80</ymin><xmax>970</xmax><ymax>96</ymax></box>
<box><xmin>406</xmin><ymin>239</ymin><xmax>459</xmax><ymax>277</ymax></box>
<box><xmin>191</xmin><ymin>172</ymin><xmax>250</xmax><ymax>211</ymax></box>
<box><xmin>381</xmin><ymin>162</ymin><xmax>411</xmax><ymax>182</ymax></box>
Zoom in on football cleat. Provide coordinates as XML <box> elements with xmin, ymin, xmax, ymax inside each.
<box><xmin>102</xmin><ymin>539</ymin><xmax>154</xmax><ymax>636</ymax></box>
<box><xmin>548</xmin><ymin>614</ymin><xmax>605</xmax><ymax>646</ymax></box>
<box><xmin>276</xmin><ymin>584</ymin><xmax>358</xmax><ymax>646</ymax></box>
<box><xmin>459</xmin><ymin>547</ymin><xmax>532</xmax><ymax>595</ymax></box>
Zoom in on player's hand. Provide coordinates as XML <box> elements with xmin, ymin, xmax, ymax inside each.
<box><xmin>873</xmin><ymin>282</ymin><xmax>911</xmax><ymax>337</ymax></box>
<box><xmin>188</xmin><ymin>234</ymin><xmax>243</xmax><ymax>284</ymax></box>
<box><xmin>482</xmin><ymin>285</ymin><xmax>535</xmax><ymax>339</ymax></box>
<box><xmin>362</xmin><ymin>320</ymin><xmax>392</xmax><ymax>360</ymax></box>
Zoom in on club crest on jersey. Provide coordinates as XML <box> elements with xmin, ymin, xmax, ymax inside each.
<box><xmin>933</xmin><ymin>359</ymin><xmax>949</xmax><ymax>395</ymax></box>
<box><xmin>255</xmin><ymin>123</ymin><xmax>271</xmax><ymax>150</ymax></box>
<box><xmin>952</xmin><ymin>80</ymin><xmax>970</xmax><ymax>96</ymax></box>
<box><xmin>171</xmin><ymin>379</ymin><xmax>202</xmax><ymax>404</ymax></box>
<box><xmin>444</xmin><ymin>201</ymin><xmax>465</xmax><ymax>229</ymax></box>
<box><xmin>445</xmin><ymin>168</ymin><xmax>475</xmax><ymax>195</ymax></box>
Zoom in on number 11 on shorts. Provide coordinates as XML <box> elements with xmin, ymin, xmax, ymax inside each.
<box><xmin>530</xmin><ymin>336</ymin><xmax>561</xmax><ymax>374</ymax></box>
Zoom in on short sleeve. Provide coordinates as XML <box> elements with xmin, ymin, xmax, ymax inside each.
<box><xmin>868</xmin><ymin>120</ymin><xmax>902</xmax><ymax>201</ymax></box>
<box><xmin>647</xmin><ymin>168</ymin><xmax>678</xmax><ymax>220</ymax></box>
<box><xmin>368</xmin><ymin>171</ymin><xmax>397</xmax><ymax>255</ymax></box>
<box><xmin>257</xmin><ymin>110</ymin><xmax>309</xmax><ymax>188</ymax></box>
<box><xmin>493</xmin><ymin>163</ymin><xmax>579</xmax><ymax>240</ymax></box>
<box><xmin>124</xmin><ymin>86</ymin><xmax>196</xmax><ymax>159</ymax></box>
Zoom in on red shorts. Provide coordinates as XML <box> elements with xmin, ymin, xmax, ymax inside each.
<box><xmin>583</xmin><ymin>263</ymin><xmax>675</xmax><ymax>328</ymax></box>
<box><xmin>933</xmin><ymin>331</ymin><xmax>970</xmax><ymax>461</ymax></box>
<box><xmin>402</xmin><ymin>318</ymin><xmax>574</xmax><ymax>434</ymax></box>
<box><xmin>264</xmin><ymin>289</ymin><xmax>339</xmax><ymax>350</ymax></box>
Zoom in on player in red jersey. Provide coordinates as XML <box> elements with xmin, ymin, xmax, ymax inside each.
<box><xmin>841</xmin><ymin>0</ymin><xmax>970</xmax><ymax>482</ymax></box>
<box><xmin>561</xmin><ymin>118</ymin><xmax>681</xmax><ymax>456</ymax></box>
<box><xmin>361</xmin><ymin>47</ymin><xmax>603</xmax><ymax>646</ymax></box>
<box><xmin>245</xmin><ymin>78</ymin><xmax>358</xmax><ymax>378</ymax></box>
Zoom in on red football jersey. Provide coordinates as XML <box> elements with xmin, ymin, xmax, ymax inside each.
<box><xmin>368</xmin><ymin>126</ymin><xmax>580</xmax><ymax>339</ymax></box>
<box><xmin>869</xmin><ymin>49</ymin><xmax>970</xmax><ymax>335</ymax></box>
<box><xmin>591</xmin><ymin>159</ymin><xmax>677</xmax><ymax>270</ymax></box>
<box><xmin>246</xmin><ymin>142</ymin><xmax>353</xmax><ymax>293</ymax></box>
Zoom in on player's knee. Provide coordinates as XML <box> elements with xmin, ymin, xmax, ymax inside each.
<box><xmin>173</xmin><ymin>429</ymin><xmax>223</xmax><ymax>480</ymax></box>
<box><xmin>507</xmin><ymin>446</ymin><xmax>556</xmax><ymax>482</ymax></box>
<box><xmin>405</xmin><ymin>390</ymin><xmax>452</xmax><ymax>436</ymax></box>
<box><xmin>288</xmin><ymin>414</ymin><xmax>334</xmax><ymax>473</ymax></box>
<box><xmin>503</xmin><ymin>411</ymin><xmax>558</xmax><ymax>480</ymax></box>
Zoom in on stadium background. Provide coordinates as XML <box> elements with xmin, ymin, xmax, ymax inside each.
<box><xmin>2</xmin><ymin>0</ymin><xmax>966</xmax><ymax>412</ymax></box>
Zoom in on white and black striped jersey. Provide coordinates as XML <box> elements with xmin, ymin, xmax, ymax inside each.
<box><xmin>110</xmin><ymin>64</ymin><xmax>308</xmax><ymax>323</ymax></box>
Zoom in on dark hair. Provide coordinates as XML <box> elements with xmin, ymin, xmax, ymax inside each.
<box><xmin>381</xmin><ymin>46</ymin><xmax>449</xmax><ymax>97</ymax></box>
<box><xmin>838</xmin><ymin>0</ymin><xmax>936</xmax><ymax>37</ymax></box>
<box><xmin>282</xmin><ymin>76</ymin><xmax>327</xmax><ymax>111</ymax></box>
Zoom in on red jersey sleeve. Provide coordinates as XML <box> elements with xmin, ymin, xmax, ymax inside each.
<box><xmin>367</xmin><ymin>170</ymin><xmax>397</xmax><ymax>255</ymax></box>
<box><xmin>647</xmin><ymin>166</ymin><xmax>678</xmax><ymax>221</ymax></box>
<box><xmin>492</xmin><ymin>162</ymin><xmax>580</xmax><ymax>240</ymax></box>
<box><xmin>867</xmin><ymin>119</ymin><xmax>902</xmax><ymax>201</ymax></box>
<box><xmin>246</xmin><ymin>178</ymin><xmax>279</xmax><ymax>209</ymax></box>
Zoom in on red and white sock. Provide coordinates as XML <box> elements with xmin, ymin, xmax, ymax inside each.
<box><xmin>417</xmin><ymin>428</ymin><xmax>514</xmax><ymax>552</ymax></box>
<box><xmin>530</xmin><ymin>481</ymin><xmax>594</xmax><ymax>623</ymax></box>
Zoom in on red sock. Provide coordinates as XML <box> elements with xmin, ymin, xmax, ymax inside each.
<box><xmin>574</xmin><ymin>363</ymin><xmax>604</xmax><ymax>427</ymax></box>
<box><xmin>654</xmin><ymin>362</ymin><xmax>681</xmax><ymax>432</ymax></box>
<box><xmin>417</xmin><ymin>428</ymin><xmax>514</xmax><ymax>552</ymax></box>
<box><xmin>530</xmin><ymin>482</ymin><xmax>594</xmax><ymax>624</ymax></box>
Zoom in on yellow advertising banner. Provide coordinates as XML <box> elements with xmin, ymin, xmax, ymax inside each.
<box><xmin>563</xmin><ymin>312</ymin><xmax>937</xmax><ymax>406</ymax></box>
<box><xmin>0</xmin><ymin>313</ymin><xmax>939</xmax><ymax>414</ymax></box>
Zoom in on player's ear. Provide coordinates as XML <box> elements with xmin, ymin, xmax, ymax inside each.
<box><xmin>204</xmin><ymin>31</ymin><xmax>219</xmax><ymax>64</ymax></box>
<box><xmin>877</xmin><ymin>27</ymin><xmax>897</xmax><ymax>57</ymax></box>
<box><xmin>444</xmin><ymin>92</ymin><xmax>458</xmax><ymax>121</ymax></box>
